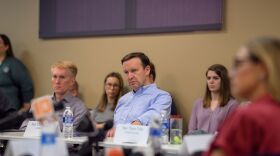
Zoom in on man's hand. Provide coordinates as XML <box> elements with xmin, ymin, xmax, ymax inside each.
<box><xmin>131</xmin><ymin>120</ymin><xmax>142</xmax><ymax>125</ymax></box>
<box><xmin>95</xmin><ymin>123</ymin><xmax>105</xmax><ymax>129</ymax></box>
<box><xmin>106</xmin><ymin>127</ymin><xmax>116</xmax><ymax>138</ymax></box>
<box><xmin>106</xmin><ymin>121</ymin><xmax>142</xmax><ymax>138</ymax></box>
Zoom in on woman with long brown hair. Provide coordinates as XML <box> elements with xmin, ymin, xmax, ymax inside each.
<box><xmin>207</xmin><ymin>37</ymin><xmax>280</xmax><ymax>156</ymax></box>
<box><xmin>91</xmin><ymin>72</ymin><xmax>124</xmax><ymax>129</ymax></box>
<box><xmin>188</xmin><ymin>64</ymin><xmax>239</xmax><ymax>134</ymax></box>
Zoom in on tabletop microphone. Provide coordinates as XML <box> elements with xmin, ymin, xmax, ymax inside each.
<box><xmin>0</xmin><ymin>101</ymin><xmax>64</xmax><ymax>132</ymax></box>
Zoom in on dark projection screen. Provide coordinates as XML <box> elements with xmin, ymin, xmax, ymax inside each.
<box><xmin>39</xmin><ymin>0</ymin><xmax>223</xmax><ymax>38</ymax></box>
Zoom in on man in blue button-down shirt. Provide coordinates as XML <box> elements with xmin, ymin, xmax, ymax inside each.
<box><xmin>107</xmin><ymin>52</ymin><xmax>172</xmax><ymax>137</ymax></box>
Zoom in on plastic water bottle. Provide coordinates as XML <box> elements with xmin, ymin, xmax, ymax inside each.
<box><xmin>40</xmin><ymin>122</ymin><xmax>57</xmax><ymax>156</ymax></box>
<box><xmin>63</xmin><ymin>106</ymin><xmax>74</xmax><ymax>139</ymax></box>
<box><xmin>150</xmin><ymin>116</ymin><xmax>162</xmax><ymax>154</ymax></box>
<box><xmin>160</xmin><ymin>110</ymin><xmax>169</xmax><ymax>144</ymax></box>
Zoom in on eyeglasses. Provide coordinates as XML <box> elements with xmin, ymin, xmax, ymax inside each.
<box><xmin>105</xmin><ymin>83</ymin><xmax>120</xmax><ymax>88</ymax></box>
<box><xmin>233</xmin><ymin>52</ymin><xmax>261</xmax><ymax>70</ymax></box>
<box><xmin>233</xmin><ymin>58</ymin><xmax>250</xmax><ymax>69</ymax></box>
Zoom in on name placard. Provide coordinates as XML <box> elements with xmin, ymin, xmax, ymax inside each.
<box><xmin>113</xmin><ymin>124</ymin><xmax>149</xmax><ymax>146</ymax></box>
<box><xmin>24</xmin><ymin>121</ymin><xmax>41</xmax><ymax>137</ymax></box>
<box><xmin>183</xmin><ymin>134</ymin><xmax>214</xmax><ymax>154</ymax></box>
<box><xmin>24</xmin><ymin>121</ymin><xmax>61</xmax><ymax>137</ymax></box>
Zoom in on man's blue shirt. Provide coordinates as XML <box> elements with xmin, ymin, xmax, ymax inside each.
<box><xmin>114</xmin><ymin>83</ymin><xmax>172</xmax><ymax>125</ymax></box>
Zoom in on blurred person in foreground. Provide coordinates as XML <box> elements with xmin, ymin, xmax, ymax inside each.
<box><xmin>207</xmin><ymin>37</ymin><xmax>280</xmax><ymax>156</ymax></box>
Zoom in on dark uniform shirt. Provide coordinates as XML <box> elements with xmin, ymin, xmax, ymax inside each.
<box><xmin>0</xmin><ymin>57</ymin><xmax>34</xmax><ymax>110</ymax></box>
<box><xmin>0</xmin><ymin>90</ymin><xmax>16</xmax><ymax>118</ymax></box>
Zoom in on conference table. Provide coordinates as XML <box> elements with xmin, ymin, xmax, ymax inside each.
<box><xmin>0</xmin><ymin>131</ymin><xmax>183</xmax><ymax>155</ymax></box>
<box><xmin>102</xmin><ymin>137</ymin><xmax>182</xmax><ymax>155</ymax></box>
<box><xmin>0</xmin><ymin>131</ymin><xmax>87</xmax><ymax>144</ymax></box>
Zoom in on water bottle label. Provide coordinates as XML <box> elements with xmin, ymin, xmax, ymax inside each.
<box><xmin>150</xmin><ymin>128</ymin><xmax>161</xmax><ymax>137</ymax></box>
<box><xmin>41</xmin><ymin>133</ymin><xmax>56</xmax><ymax>145</ymax></box>
<box><xmin>63</xmin><ymin>116</ymin><xmax>73</xmax><ymax>124</ymax></box>
<box><xmin>162</xmin><ymin>122</ymin><xmax>169</xmax><ymax>130</ymax></box>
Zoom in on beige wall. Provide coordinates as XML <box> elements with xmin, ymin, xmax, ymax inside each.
<box><xmin>1</xmin><ymin>0</ymin><xmax>280</xmax><ymax>132</ymax></box>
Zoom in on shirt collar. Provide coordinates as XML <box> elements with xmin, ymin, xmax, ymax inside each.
<box><xmin>133</xmin><ymin>83</ymin><xmax>156</xmax><ymax>95</ymax></box>
<box><xmin>52</xmin><ymin>91</ymin><xmax>73</xmax><ymax>104</ymax></box>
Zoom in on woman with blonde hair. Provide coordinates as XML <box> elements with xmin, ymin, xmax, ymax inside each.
<box><xmin>207</xmin><ymin>37</ymin><xmax>280</xmax><ymax>156</ymax></box>
<box><xmin>91</xmin><ymin>72</ymin><xmax>124</xmax><ymax>129</ymax></box>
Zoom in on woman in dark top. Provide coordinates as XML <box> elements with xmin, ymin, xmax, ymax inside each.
<box><xmin>188</xmin><ymin>64</ymin><xmax>238</xmax><ymax>134</ymax></box>
<box><xmin>91</xmin><ymin>72</ymin><xmax>124</xmax><ymax>129</ymax></box>
<box><xmin>207</xmin><ymin>37</ymin><xmax>280</xmax><ymax>156</ymax></box>
<box><xmin>0</xmin><ymin>34</ymin><xmax>34</xmax><ymax>112</ymax></box>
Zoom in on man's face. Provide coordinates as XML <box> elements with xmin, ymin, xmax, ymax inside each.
<box><xmin>51</xmin><ymin>67</ymin><xmax>75</xmax><ymax>96</ymax></box>
<box><xmin>122</xmin><ymin>58</ymin><xmax>150</xmax><ymax>91</ymax></box>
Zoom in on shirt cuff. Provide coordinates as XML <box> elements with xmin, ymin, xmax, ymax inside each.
<box><xmin>137</xmin><ymin>117</ymin><xmax>149</xmax><ymax>126</ymax></box>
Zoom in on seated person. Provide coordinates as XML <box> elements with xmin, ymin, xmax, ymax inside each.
<box><xmin>188</xmin><ymin>64</ymin><xmax>239</xmax><ymax>134</ymax></box>
<box><xmin>21</xmin><ymin>61</ymin><xmax>88</xmax><ymax>130</ymax></box>
<box><xmin>71</xmin><ymin>80</ymin><xmax>79</xmax><ymax>97</ymax></box>
<box><xmin>107</xmin><ymin>52</ymin><xmax>172</xmax><ymax>137</ymax></box>
<box><xmin>207</xmin><ymin>37</ymin><xmax>280</xmax><ymax>156</ymax></box>
<box><xmin>91</xmin><ymin>72</ymin><xmax>124</xmax><ymax>129</ymax></box>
